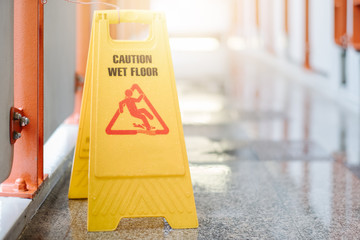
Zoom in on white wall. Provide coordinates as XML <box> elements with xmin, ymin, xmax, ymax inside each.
<box><xmin>309</xmin><ymin>0</ymin><xmax>338</xmax><ymax>78</ymax></box>
<box><xmin>242</xmin><ymin>0</ymin><xmax>257</xmax><ymax>40</ymax></box>
<box><xmin>346</xmin><ymin>0</ymin><xmax>360</xmax><ymax>102</ymax></box>
<box><xmin>266</xmin><ymin>0</ymin><xmax>359</xmax><ymax>109</ymax></box>
<box><xmin>44</xmin><ymin>1</ymin><xmax>76</xmax><ymax>141</ymax></box>
<box><xmin>308</xmin><ymin>0</ymin><xmax>360</xmax><ymax>105</ymax></box>
<box><xmin>288</xmin><ymin>0</ymin><xmax>305</xmax><ymax>64</ymax></box>
<box><xmin>346</xmin><ymin>49</ymin><xmax>360</xmax><ymax>104</ymax></box>
<box><xmin>259</xmin><ymin>0</ymin><xmax>272</xmax><ymax>50</ymax></box>
<box><xmin>273</xmin><ymin>0</ymin><xmax>286</xmax><ymax>56</ymax></box>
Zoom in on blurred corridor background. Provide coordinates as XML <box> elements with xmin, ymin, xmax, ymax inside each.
<box><xmin>1</xmin><ymin>0</ymin><xmax>360</xmax><ymax>239</ymax></box>
<box><xmin>40</xmin><ymin>0</ymin><xmax>360</xmax><ymax>140</ymax></box>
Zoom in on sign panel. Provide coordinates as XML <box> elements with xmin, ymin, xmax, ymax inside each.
<box><xmin>69</xmin><ymin>10</ymin><xmax>198</xmax><ymax>231</ymax></box>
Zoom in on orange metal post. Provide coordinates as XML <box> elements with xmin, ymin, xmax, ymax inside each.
<box><xmin>352</xmin><ymin>0</ymin><xmax>360</xmax><ymax>50</ymax></box>
<box><xmin>304</xmin><ymin>0</ymin><xmax>311</xmax><ymax>69</ymax></box>
<box><xmin>284</xmin><ymin>0</ymin><xmax>288</xmax><ymax>35</ymax></box>
<box><xmin>66</xmin><ymin>1</ymin><xmax>91</xmax><ymax>124</ymax></box>
<box><xmin>75</xmin><ymin>3</ymin><xmax>91</xmax><ymax>95</ymax></box>
<box><xmin>0</xmin><ymin>0</ymin><xmax>45</xmax><ymax>198</ymax></box>
<box><xmin>334</xmin><ymin>0</ymin><xmax>347</xmax><ymax>47</ymax></box>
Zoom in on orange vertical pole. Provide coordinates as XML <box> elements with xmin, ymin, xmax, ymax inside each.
<box><xmin>284</xmin><ymin>0</ymin><xmax>288</xmax><ymax>35</ymax></box>
<box><xmin>0</xmin><ymin>0</ymin><xmax>45</xmax><ymax>198</ymax></box>
<box><xmin>76</xmin><ymin>3</ymin><xmax>91</xmax><ymax>88</ymax></box>
<box><xmin>66</xmin><ymin>1</ymin><xmax>91</xmax><ymax>124</ymax></box>
<box><xmin>304</xmin><ymin>0</ymin><xmax>311</xmax><ymax>69</ymax></box>
<box><xmin>334</xmin><ymin>0</ymin><xmax>347</xmax><ymax>47</ymax></box>
<box><xmin>256</xmin><ymin>0</ymin><xmax>260</xmax><ymax>29</ymax></box>
<box><xmin>352</xmin><ymin>0</ymin><xmax>360</xmax><ymax>50</ymax></box>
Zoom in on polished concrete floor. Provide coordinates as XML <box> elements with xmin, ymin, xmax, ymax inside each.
<box><xmin>18</xmin><ymin>49</ymin><xmax>360</xmax><ymax>239</ymax></box>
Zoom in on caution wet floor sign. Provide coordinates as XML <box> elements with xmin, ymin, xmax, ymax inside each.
<box><xmin>68</xmin><ymin>10</ymin><xmax>198</xmax><ymax>231</ymax></box>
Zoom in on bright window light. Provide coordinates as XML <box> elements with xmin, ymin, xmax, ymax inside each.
<box><xmin>169</xmin><ymin>37</ymin><xmax>220</xmax><ymax>52</ymax></box>
<box><xmin>227</xmin><ymin>36</ymin><xmax>246</xmax><ymax>51</ymax></box>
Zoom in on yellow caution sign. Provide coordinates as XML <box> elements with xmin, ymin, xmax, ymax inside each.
<box><xmin>68</xmin><ymin>10</ymin><xmax>198</xmax><ymax>231</ymax></box>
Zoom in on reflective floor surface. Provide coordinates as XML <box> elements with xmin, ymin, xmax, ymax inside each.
<box><xmin>18</xmin><ymin>48</ymin><xmax>360</xmax><ymax>239</ymax></box>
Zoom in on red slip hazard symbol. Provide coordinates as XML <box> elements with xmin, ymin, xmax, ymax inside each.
<box><xmin>105</xmin><ymin>84</ymin><xmax>169</xmax><ymax>135</ymax></box>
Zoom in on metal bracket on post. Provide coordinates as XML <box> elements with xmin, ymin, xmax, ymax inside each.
<box><xmin>10</xmin><ymin>107</ymin><xmax>29</xmax><ymax>144</ymax></box>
